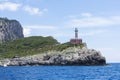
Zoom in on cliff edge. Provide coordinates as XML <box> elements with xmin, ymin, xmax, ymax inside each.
<box><xmin>0</xmin><ymin>18</ymin><xmax>24</xmax><ymax>43</ymax></box>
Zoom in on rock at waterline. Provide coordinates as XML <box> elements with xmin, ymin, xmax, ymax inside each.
<box><xmin>0</xmin><ymin>47</ymin><xmax>106</xmax><ymax>66</ymax></box>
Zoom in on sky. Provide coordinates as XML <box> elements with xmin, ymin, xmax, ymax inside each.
<box><xmin>0</xmin><ymin>0</ymin><xmax>120</xmax><ymax>63</ymax></box>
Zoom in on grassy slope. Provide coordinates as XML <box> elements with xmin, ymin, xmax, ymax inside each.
<box><xmin>0</xmin><ymin>36</ymin><xmax>59</xmax><ymax>58</ymax></box>
<box><xmin>0</xmin><ymin>36</ymin><xmax>84</xmax><ymax>58</ymax></box>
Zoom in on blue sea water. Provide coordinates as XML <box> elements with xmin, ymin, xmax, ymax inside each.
<box><xmin>0</xmin><ymin>63</ymin><xmax>120</xmax><ymax>80</ymax></box>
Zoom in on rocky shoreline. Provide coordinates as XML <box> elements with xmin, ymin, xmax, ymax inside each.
<box><xmin>0</xmin><ymin>18</ymin><xmax>106</xmax><ymax>66</ymax></box>
<box><xmin>0</xmin><ymin>47</ymin><xmax>106</xmax><ymax>66</ymax></box>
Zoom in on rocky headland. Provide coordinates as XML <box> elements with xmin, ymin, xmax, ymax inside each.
<box><xmin>0</xmin><ymin>47</ymin><xmax>106</xmax><ymax>66</ymax></box>
<box><xmin>0</xmin><ymin>18</ymin><xmax>106</xmax><ymax>66</ymax></box>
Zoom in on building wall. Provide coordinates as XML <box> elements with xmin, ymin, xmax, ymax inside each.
<box><xmin>70</xmin><ymin>39</ymin><xmax>82</xmax><ymax>44</ymax></box>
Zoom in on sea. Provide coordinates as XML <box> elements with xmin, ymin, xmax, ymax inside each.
<box><xmin>0</xmin><ymin>63</ymin><xmax>120</xmax><ymax>80</ymax></box>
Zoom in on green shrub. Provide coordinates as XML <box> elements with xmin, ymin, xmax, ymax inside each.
<box><xmin>0</xmin><ymin>36</ymin><xmax>84</xmax><ymax>58</ymax></box>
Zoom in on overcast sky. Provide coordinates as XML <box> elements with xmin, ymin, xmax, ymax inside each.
<box><xmin>0</xmin><ymin>0</ymin><xmax>120</xmax><ymax>63</ymax></box>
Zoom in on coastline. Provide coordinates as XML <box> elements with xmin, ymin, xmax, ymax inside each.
<box><xmin>0</xmin><ymin>47</ymin><xmax>106</xmax><ymax>66</ymax></box>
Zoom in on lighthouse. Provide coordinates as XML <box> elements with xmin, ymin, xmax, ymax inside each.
<box><xmin>75</xmin><ymin>28</ymin><xmax>78</xmax><ymax>39</ymax></box>
<box><xmin>70</xmin><ymin>28</ymin><xmax>82</xmax><ymax>44</ymax></box>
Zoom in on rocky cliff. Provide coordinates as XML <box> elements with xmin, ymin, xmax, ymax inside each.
<box><xmin>0</xmin><ymin>47</ymin><xmax>106</xmax><ymax>66</ymax></box>
<box><xmin>0</xmin><ymin>18</ymin><xmax>24</xmax><ymax>43</ymax></box>
<box><xmin>0</xmin><ymin>18</ymin><xmax>106</xmax><ymax>66</ymax></box>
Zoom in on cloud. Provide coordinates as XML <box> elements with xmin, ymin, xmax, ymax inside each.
<box><xmin>68</xmin><ymin>14</ymin><xmax>120</xmax><ymax>28</ymax></box>
<box><xmin>80</xmin><ymin>30</ymin><xmax>107</xmax><ymax>36</ymax></box>
<box><xmin>0</xmin><ymin>2</ymin><xmax>21</xmax><ymax>11</ymax></box>
<box><xmin>23</xmin><ymin>6</ymin><xmax>47</xmax><ymax>15</ymax></box>
<box><xmin>23</xmin><ymin>25</ymin><xmax>58</xmax><ymax>37</ymax></box>
<box><xmin>0</xmin><ymin>1</ymin><xmax>47</xmax><ymax>16</ymax></box>
<box><xmin>67</xmin><ymin>13</ymin><xmax>92</xmax><ymax>19</ymax></box>
<box><xmin>24</xmin><ymin>25</ymin><xmax>57</xmax><ymax>30</ymax></box>
<box><xmin>81</xmin><ymin>13</ymin><xmax>92</xmax><ymax>17</ymax></box>
<box><xmin>23</xmin><ymin>28</ymin><xmax>31</xmax><ymax>37</ymax></box>
<box><xmin>23</xmin><ymin>25</ymin><xmax>107</xmax><ymax>38</ymax></box>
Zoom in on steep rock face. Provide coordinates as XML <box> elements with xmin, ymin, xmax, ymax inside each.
<box><xmin>0</xmin><ymin>18</ymin><xmax>24</xmax><ymax>43</ymax></box>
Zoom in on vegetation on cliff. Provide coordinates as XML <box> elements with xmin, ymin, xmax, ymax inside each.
<box><xmin>0</xmin><ymin>36</ymin><xmax>84</xmax><ymax>58</ymax></box>
<box><xmin>0</xmin><ymin>36</ymin><xmax>57</xmax><ymax>58</ymax></box>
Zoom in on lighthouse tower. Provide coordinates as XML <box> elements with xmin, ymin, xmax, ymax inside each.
<box><xmin>75</xmin><ymin>28</ymin><xmax>78</xmax><ymax>39</ymax></box>
<box><xmin>70</xmin><ymin>28</ymin><xmax>82</xmax><ymax>44</ymax></box>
